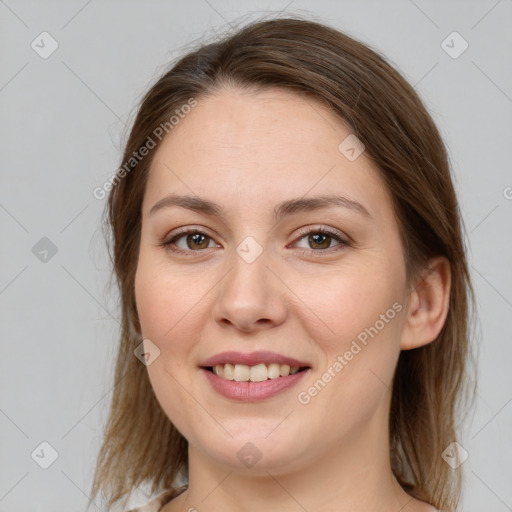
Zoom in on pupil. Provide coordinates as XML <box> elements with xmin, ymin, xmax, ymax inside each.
<box><xmin>310</xmin><ymin>233</ymin><xmax>330</xmax><ymax>249</ymax></box>
<box><xmin>188</xmin><ymin>233</ymin><xmax>208</xmax><ymax>249</ymax></box>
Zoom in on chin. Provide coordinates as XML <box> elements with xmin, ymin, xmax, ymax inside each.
<box><xmin>188</xmin><ymin>421</ymin><xmax>313</xmax><ymax>474</ymax></box>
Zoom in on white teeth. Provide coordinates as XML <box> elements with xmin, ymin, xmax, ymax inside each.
<box><xmin>249</xmin><ymin>363</ymin><xmax>267</xmax><ymax>382</ymax></box>
<box><xmin>267</xmin><ymin>363</ymin><xmax>280</xmax><ymax>379</ymax></box>
<box><xmin>211</xmin><ymin>363</ymin><xmax>303</xmax><ymax>381</ymax></box>
<box><xmin>233</xmin><ymin>364</ymin><xmax>250</xmax><ymax>382</ymax></box>
<box><xmin>223</xmin><ymin>363</ymin><xmax>234</xmax><ymax>380</ymax></box>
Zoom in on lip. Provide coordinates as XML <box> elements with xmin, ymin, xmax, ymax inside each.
<box><xmin>201</xmin><ymin>367</ymin><xmax>310</xmax><ymax>402</ymax></box>
<box><xmin>200</xmin><ymin>351</ymin><xmax>310</xmax><ymax>368</ymax></box>
<box><xmin>199</xmin><ymin>351</ymin><xmax>312</xmax><ymax>402</ymax></box>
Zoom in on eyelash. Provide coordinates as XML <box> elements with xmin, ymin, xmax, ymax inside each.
<box><xmin>160</xmin><ymin>226</ymin><xmax>350</xmax><ymax>257</ymax></box>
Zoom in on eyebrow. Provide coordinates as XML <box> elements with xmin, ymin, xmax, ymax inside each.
<box><xmin>149</xmin><ymin>193</ymin><xmax>371</xmax><ymax>220</ymax></box>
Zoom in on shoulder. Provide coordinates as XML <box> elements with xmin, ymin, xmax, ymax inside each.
<box><xmin>126</xmin><ymin>486</ymin><xmax>187</xmax><ymax>512</ymax></box>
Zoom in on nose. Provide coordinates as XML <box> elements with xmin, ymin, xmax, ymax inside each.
<box><xmin>212</xmin><ymin>248</ymin><xmax>288</xmax><ymax>333</ymax></box>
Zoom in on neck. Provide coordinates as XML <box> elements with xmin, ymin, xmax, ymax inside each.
<box><xmin>175</xmin><ymin>401</ymin><xmax>424</xmax><ymax>512</ymax></box>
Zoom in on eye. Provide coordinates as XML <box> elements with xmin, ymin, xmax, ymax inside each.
<box><xmin>161</xmin><ymin>228</ymin><xmax>219</xmax><ymax>255</ymax></box>
<box><xmin>161</xmin><ymin>226</ymin><xmax>349</xmax><ymax>256</ymax></box>
<box><xmin>292</xmin><ymin>227</ymin><xmax>348</xmax><ymax>252</ymax></box>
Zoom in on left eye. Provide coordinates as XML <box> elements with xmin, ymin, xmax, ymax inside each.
<box><xmin>294</xmin><ymin>229</ymin><xmax>345</xmax><ymax>250</ymax></box>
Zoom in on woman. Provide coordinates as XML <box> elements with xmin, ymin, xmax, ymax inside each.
<box><xmin>90</xmin><ymin>16</ymin><xmax>474</xmax><ymax>512</ymax></box>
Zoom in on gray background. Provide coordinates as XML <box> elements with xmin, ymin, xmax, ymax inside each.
<box><xmin>1</xmin><ymin>1</ymin><xmax>511</xmax><ymax>511</ymax></box>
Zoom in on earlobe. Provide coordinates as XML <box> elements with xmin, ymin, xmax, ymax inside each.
<box><xmin>400</xmin><ymin>256</ymin><xmax>451</xmax><ymax>350</ymax></box>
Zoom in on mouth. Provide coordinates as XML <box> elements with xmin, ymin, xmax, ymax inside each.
<box><xmin>199</xmin><ymin>351</ymin><xmax>311</xmax><ymax>402</ymax></box>
<box><xmin>204</xmin><ymin>363</ymin><xmax>309</xmax><ymax>382</ymax></box>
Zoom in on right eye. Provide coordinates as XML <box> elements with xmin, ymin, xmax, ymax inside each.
<box><xmin>161</xmin><ymin>229</ymin><xmax>220</xmax><ymax>255</ymax></box>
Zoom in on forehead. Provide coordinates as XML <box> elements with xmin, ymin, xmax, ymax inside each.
<box><xmin>155</xmin><ymin>87</ymin><xmax>352</xmax><ymax>165</ymax></box>
<box><xmin>144</xmin><ymin>87</ymin><xmax>392</xmax><ymax>221</ymax></box>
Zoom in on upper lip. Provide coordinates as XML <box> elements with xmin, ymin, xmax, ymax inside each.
<box><xmin>200</xmin><ymin>351</ymin><xmax>311</xmax><ymax>368</ymax></box>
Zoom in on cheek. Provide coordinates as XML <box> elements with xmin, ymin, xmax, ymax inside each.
<box><xmin>292</xmin><ymin>260</ymin><xmax>405</xmax><ymax>406</ymax></box>
<box><xmin>134</xmin><ymin>250</ymin><xmax>215</xmax><ymax>387</ymax></box>
<box><xmin>135</xmin><ymin>256</ymin><xmax>206</xmax><ymax>440</ymax></box>
<box><xmin>134</xmin><ymin>250</ymin><xmax>204</xmax><ymax>342</ymax></box>
<box><xmin>292</xmin><ymin>262</ymin><xmax>405</xmax><ymax>348</ymax></box>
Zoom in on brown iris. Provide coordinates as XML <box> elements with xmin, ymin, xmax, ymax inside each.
<box><xmin>186</xmin><ymin>233</ymin><xmax>210</xmax><ymax>250</ymax></box>
<box><xmin>308</xmin><ymin>232</ymin><xmax>332</xmax><ymax>250</ymax></box>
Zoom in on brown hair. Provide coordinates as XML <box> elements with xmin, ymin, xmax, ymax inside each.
<box><xmin>90</xmin><ymin>16</ymin><xmax>475</xmax><ymax>511</ymax></box>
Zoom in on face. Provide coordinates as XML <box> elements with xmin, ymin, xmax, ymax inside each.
<box><xmin>135</xmin><ymin>87</ymin><xmax>409</xmax><ymax>474</ymax></box>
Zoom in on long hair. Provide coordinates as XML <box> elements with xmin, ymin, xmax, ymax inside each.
<box><xmin>90</xmin><ymin>16</ymin><xmax>475</xmax><ymax>511</ymax></box>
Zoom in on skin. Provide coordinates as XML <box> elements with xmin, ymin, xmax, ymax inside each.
<box><xmin>134</xmin><ymin>87</ymin><xmax>450</xmax><ymax>512</ymax></box>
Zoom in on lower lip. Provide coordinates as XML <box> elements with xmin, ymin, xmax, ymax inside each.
<box><xmin>201</xmin><ymin>368</ymin><xmax>309</xmax><ymax>402</ymax></box>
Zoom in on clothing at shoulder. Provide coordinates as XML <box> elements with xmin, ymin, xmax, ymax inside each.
<box><xmin>126</xmin><ymin>486</ymin><xmax>187</xmax><ymax>512</ymax></box>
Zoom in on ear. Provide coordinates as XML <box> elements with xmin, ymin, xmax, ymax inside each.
<box><xmin>400</xmin><ymin>256</ymin><xmax>451</xmax><ymax>350</ymax></box>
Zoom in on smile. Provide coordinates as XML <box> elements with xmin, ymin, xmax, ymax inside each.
<box><xmin>209</xmin><ymin>363</ymin><xmax>305</xmax><ymax>381</ymax></box>
<box><xmin>199</xmin><ymin>351</ymin><xmax>311</xmax><ymax>401</ymax></box>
